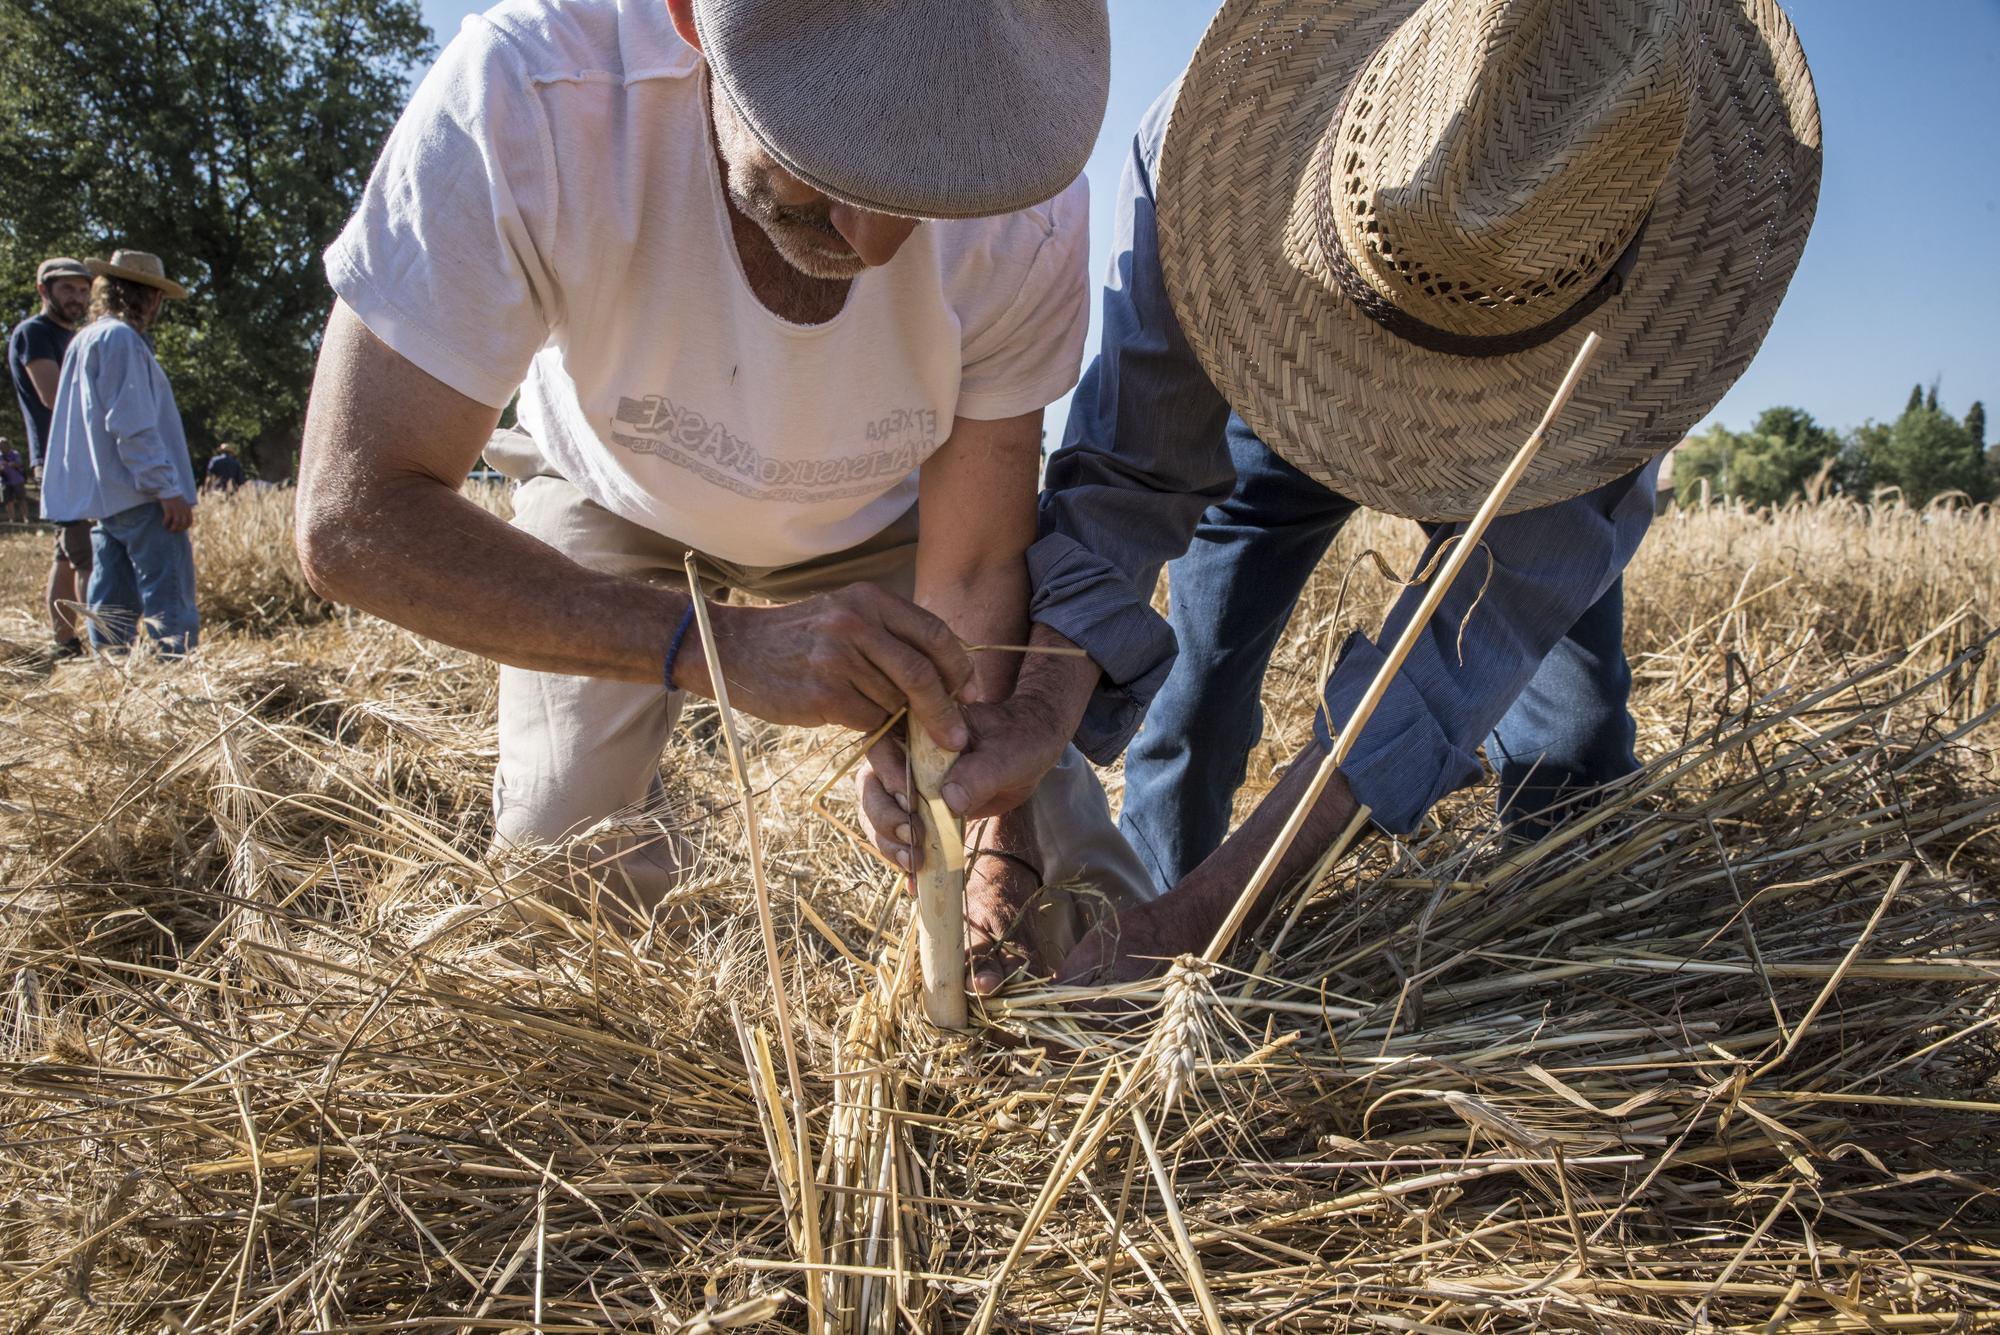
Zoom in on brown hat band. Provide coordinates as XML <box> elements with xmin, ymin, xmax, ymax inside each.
<box><xmin>1307</xmin><ymin>78</ymin><xmax>1650</xmax><ymax>361</ymax></box>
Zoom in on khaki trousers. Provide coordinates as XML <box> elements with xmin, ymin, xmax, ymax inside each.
<box><xmin>488</xmin><ymin>432</ymin><xmax>1155</xmax><ymax>912</ymax></box>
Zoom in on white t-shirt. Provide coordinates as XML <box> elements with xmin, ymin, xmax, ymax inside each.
<box><xmin>326</xmin><ymin>0</ymin><xmax>1089</xmax><ymax>568</ymax></box>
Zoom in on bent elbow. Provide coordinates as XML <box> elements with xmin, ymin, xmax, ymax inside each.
<box><xmin>295</xmin><ymin>489</ymin><xmax>365</xmax><ymax>606</ymax></box>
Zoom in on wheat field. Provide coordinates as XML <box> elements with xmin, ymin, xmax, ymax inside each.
<box><xmin>0</xmin><ymin>486</ymin><xmax>1995</xmax><ymax>1332</ymax></box>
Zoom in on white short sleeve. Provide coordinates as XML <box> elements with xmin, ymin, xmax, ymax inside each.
<box><xmin>324</xmin><ymin>19</ymin><xmax>560</xmax><ymax>409</ymax></box>
<box><xmin>953</xmin><ymin>180</ymin><xmax>1091</xmax><ymax>422</ymax></box>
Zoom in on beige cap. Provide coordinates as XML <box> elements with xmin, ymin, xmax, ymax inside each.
<box><xmin>693</xmin><ymin>0</ymin><xmax>1109</xmax><ymax>219</ymax></box>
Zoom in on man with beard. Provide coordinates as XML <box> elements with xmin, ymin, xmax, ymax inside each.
<box><xmin>7</xmin><ymin>257</ymin><xmax>93</xmax><ymax>658</ymax></box>
<box><xmin>296</xmin><ymin>0</ymin><xmax>1152</xmax><ymax>941</ymax></box>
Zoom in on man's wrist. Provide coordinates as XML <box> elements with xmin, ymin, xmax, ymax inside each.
<box><xmin>1015</xmin><ymin>623</ymin><xmax>1097</xmax><ymax>744</ymax></box>
<box><xmin>669</xmin><ymin>594</ymin><xmax>722</xmax><ymax>695</ymax></box>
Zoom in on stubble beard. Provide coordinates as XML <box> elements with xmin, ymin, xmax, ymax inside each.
<box><xmin>725</xmin><ymin>164</ymin><xmax>867</xmax><ymax>282</ymax></box>
<box><xmin>710</xmin><ymin>80</ymin><xmax>865</xmax><ymax>283</ymax></box>
<box><xmin>45</xmin><ymin>296</ymin><xmax>88</xmax><ymax>328</ymax></box>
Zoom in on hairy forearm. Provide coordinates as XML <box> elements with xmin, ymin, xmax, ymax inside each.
<box><xmin>298</xmin><ymin>472</ymin><xmax>683</xmax><ymax>683</ymax></box>
<box><xmin>916</xmin><ymin>560</ymin><xmax>1029</xmax><ymax>705</ymax></box>
<box><xmin>1016</xmin><ymin>621</ymin><xmax>1099</xmax><ymax>735</ymax></box>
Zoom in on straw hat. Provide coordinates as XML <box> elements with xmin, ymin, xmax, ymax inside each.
<box><xmin>85</xmin><ymin>250</ymin><xmax>189</xmax><ymax>300</ymax></box>
<box><xmin>1156</xmin><ymin>0</ymin><xmax>1821</xmax><ymax>522</ymax></box>
<box><xmin>693</xmin><ymin>0</ymin><xmax>1109</xmax><ymax>219</ymax></box>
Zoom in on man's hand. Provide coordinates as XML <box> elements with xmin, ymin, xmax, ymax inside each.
<box><xmin>687</xmin><ymin>584</ymin><xmax>974</xmax><ymax>749</ymax></box>
<box><xmin>158</xmin><ymin>495</ymin><xmax>195</xmax><ymax>533</ymax></box>
<box><xmin>1055</xmin><ymin>894</ymin><xmax>1191</xmax><ymax>988</ymax></box>
<box><xmin>855</xmin><ymin>733</ymin><xmax>1063</xmax><ymax>994</ymax></box>
<box><xmin>857</xmin><ymin>695</ymin><xmax>1070</xmax><ymax>867</ymax></box>
<box><xmin>1056</xmin><ymin>761</ymin><xmax>1367</xmax><ymax>990</ymax></box>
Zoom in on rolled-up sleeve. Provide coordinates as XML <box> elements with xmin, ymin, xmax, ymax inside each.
<box><xmin>100</xmin><ymin>332</ymin><xmax>182</xmax><ymax>500</ymax></box>
<box><xmin>1031</xmin><ymin>83</ymin><xmax>1236</xmax><ymax>762</ymax></box>
<box><xmin>1319</xmin><ymin>460</ymin><xmax>1660</xmax><ymax>834</ymax></box>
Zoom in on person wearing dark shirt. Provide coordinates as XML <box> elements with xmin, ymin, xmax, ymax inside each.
<box><xmin>1</xmin><ymin>440</ymin><xmax>26</xmax><ymax>522</ymax></box>
<box><xmin>204</xmin><ymin>442</ymin><xmax>247</xmax><ymax>492</ymax></box>
<box><xmin>8</xmin><ymin>256</ymin><xmax>94</xmax><ymax>658</ymax></box>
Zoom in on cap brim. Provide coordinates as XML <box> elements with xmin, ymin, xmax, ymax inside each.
<box><xmin>1156</xmin><ymin>0</ymin><xmax>1822</xmax><ymax>522</ymax></box>
<box><xmin>85</xmin><ymin>259</ymin><xmax>190</xmax><ymax>300</ymax></box>
<box><xmin>695</xmin><ymin>0</ymin><xmax>1108</xmax><ymax>219</ymax></box>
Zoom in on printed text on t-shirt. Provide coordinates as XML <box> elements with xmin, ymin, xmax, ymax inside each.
<box><xmin>612</xmin><ymin>394</ymin><xmax>939</xmax><ymax>504</ymax></box>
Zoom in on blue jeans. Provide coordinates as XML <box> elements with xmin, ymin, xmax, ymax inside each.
<box><xmin>88</xmin><ymin>501</ymin><xmax>200</xmax><ymax>655</ymax></box>
<box><xmin>1120</xmin><ymin>420</ymin><xmax>1638</xmax><ymax>892</ymax></box>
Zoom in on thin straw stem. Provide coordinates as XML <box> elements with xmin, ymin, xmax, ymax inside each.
<box><xmin>1202</xmin><ymin>330</ymin><xmax>1605</xmax><ymax>962</ymax></box>
<box><xmin>683</xmin><ymin>556</ymin><xmax>827</xmax><ymax>1334</ymax></box>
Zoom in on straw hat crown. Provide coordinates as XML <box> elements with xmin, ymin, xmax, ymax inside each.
<box><xmin>86</xmin><ymin>249</ymin><xmax>189</xmax><ymax>299</ymax></box>
<box><xmin>1325</xmin><ymin>0</ymin><xmax>1696</xmax><ymax>342</ymax></box>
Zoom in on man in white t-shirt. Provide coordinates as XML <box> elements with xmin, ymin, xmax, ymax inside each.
<box><xmin>297</xmin><ymin>0</ymin><xmax>1150</xmax><ymax>967</ymax></box>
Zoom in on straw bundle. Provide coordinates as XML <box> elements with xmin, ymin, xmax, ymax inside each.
<box><xmin>1</xmin><ymin>494</ymin><xmax>1996</xmax><ymax>1332</ymax></box>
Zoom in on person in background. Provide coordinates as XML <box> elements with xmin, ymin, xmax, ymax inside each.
<box><xmin>0</xmin><ymin>439</ymin><xmax>26</xmax><ymax>522</ymax></box>
<box><xmin>7</xmin><ymin>256</ymin><xmax>94</xmax><ymax>658</ymax></box>
<box><xmin>205</xmin><ymin>441</ymin><xmax>246</xmax><ymax>492</ymax></box>
<box><xmin>40</xmin><ymin>250</ymin><xmax>200</xmax><ymax>656</ymax></box>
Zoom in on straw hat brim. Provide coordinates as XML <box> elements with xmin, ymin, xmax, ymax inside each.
<box><xmin>1156</xmin><ymin>0</ymin><xmax>1822</xmax><ymax>523</ymax></box>
<box><xmin>85</xmin><ymin>258</ymin><xmax>189</xmax><ymax>300</ymax></box>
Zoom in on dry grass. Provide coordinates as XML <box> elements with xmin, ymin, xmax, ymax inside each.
<box><xmin>0</xmin><ymin>492</ymin><xmax>1995</xmax><ymax>1332</ymax></box>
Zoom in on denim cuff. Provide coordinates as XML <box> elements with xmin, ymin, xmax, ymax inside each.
<box><xmin>1026</xmin><ymin>532</ymin><xmax>1178</xmax><ymax>764</ymax></box>
<box><xmin>1314</xmin><ymin>633</ymin><xmax>1485</xmax><ymax>835</ymax></box>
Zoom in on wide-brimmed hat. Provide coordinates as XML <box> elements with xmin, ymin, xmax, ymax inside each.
<box><xmin>693</xmin><ymin>0</ymin><xmax>1109</xmax><ymax>219</ymax></box>
<box><xmin>1156</xmin><ymin>0</ymin><xmax>1822</xmax><ymax>522</ymax></box>
<box><xmin>86</xmin><ymin>250</ymin><xmax>189</xmax><ymax>300</ymax></box>
<box><xmin>36</xmin><ymin>257</ymin><xmax>89</xmax><ymax>284</ymax></box>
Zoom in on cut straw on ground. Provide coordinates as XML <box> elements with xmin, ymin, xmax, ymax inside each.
<box><xmin>0</xmin><ymin>487</ymin><xmax>1996</xmax><ymax>1330</ymax></box>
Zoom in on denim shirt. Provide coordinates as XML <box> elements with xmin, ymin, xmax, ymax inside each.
<box><xmin>39</xmin><ymin>318</ymin><xmax>196</xmax><ymax>523</ymax></box>
<box><xmin>1027</xmin><ymin>83</ymin><xmax>1657</xmax><ymax>833</ymax></box>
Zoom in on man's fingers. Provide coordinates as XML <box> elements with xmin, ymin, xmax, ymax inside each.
<box><xmin>862</xmin><ymin>630</ymin><xmax>968</xmax><ymax>752</ymax></box>
<box><xmin>938</xmin><ymin>748</ymin><xmax>1033</xmax><ymax>820</ymax></box>
<box><xmin>840</xmin><ymin>652</ymin><xmax>907</xmax><ymax>725</ymax></box>
<box><xmin>870</xmin><ymin>592</ymin><xmax>975</xmax><ymax>698</ymax></box>
<box><xmin>856</xmin><ymin>765</ymin><xmax>918</xmax><ymax>870</ymax></box>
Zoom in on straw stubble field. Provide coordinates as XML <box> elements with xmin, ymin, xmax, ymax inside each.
<box><xmin>0</xmin><ymin>486</ymin><xmax>1996</xmax><ymax>1332</ymax></box>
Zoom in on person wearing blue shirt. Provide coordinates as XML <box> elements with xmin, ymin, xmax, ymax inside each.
<box><xmin>860</xmin><ymin>0</ymin><xmax>1822</xmax><ymax>988</ymax></box>
<box><xmin>40</xmin><ymin>250</ymin><xmax>201</xmax><ymax>656</ymax></box>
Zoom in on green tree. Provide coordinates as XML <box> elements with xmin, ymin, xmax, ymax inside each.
<box><xmin>1907</xmin><ymin>384</ymin><xmax>1926</xmax><ymax>415</ymax></box>
<box><xmin>0</xmin><ymin>0</ymin><xmax>431</xmax><ymax>476</ymax></box>
<box><xmin>1967</xmin><ymin>401</ymin><xmax>1986</xmax><ymax>450</ymax></box>
<box><xmin>1853</xmin><ymin>395</ymin><xmax>1988</xmax><ymax>505</ymax></box>
<box><xmin>1671</xmin><ymin>406</ymin><xmax>1844</xmax><ymax>507</ymax></box>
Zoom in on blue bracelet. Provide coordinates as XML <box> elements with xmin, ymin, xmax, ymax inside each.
<box><xmin>664</xmin><ymin>602</ymin><xmax>697</xmax><ymax>692</ymax></box>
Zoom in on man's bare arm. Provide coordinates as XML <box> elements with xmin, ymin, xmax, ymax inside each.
<box><xmin>297</xmin><ymin>300</ymin><xmax>973</xmax><ymax>744</ymax></box>
<box><xmin>911</xmin><ymin>412</ymin><xmax>1040</xmax><ymax>704</ymax></box>
<box><xmin>854</xmin><ymin>411</ymin><xmax>1044</xmax><ymax>853</ymax></box>
<box><xmin>25</xmin><ymin>359</ymin><xmax>59</xmax><ymax>409</ymax></box>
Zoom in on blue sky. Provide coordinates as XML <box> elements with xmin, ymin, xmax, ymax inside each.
<box><xmin>418</xmin><ymin>0</ymin><xmax>1999</xmax><ymax>438</ymax></box>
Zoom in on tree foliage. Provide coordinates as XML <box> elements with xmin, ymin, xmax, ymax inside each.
<box><xmin>1672</xmin><ymin>406</ymin><xmax>1844</xmax><ymax>508</ymax></box>
<box><xmin>1678</xmin><ymin>391</ymin><xmax>1993</xmax><ymax>510</ymax></box>
<box><xmin>0</xmin><ymin>0</ymin><xmax>431</xmax><ymax>473</ymax></box>
<box><xmin>1853</xmin><ymin>396</ymin><xmax>1989</xmax><ymax>505</ymax></box>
